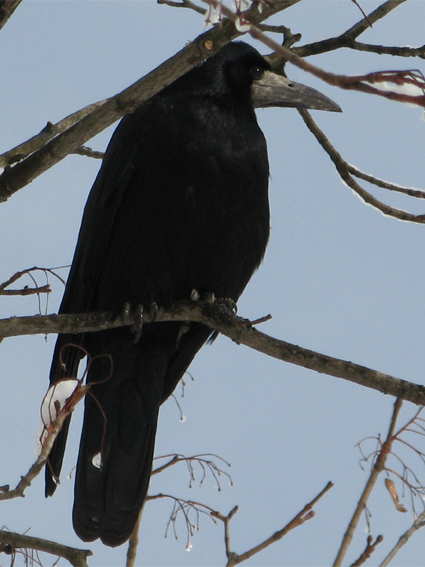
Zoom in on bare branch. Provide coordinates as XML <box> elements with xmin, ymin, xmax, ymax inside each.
<box><xmin>0</xmin><ymin>267</ymin><xmax>67</xmax><ymax>301</ymax></box>
<box><xmin>349</xmin><ymin>535</ymin><xmax>384</xmax><ymax>567</ymax></box>
<box><xmin>356</xmin><ymin>408</ymin><xmax>425</xmax><ymax>518</ymax></box>
<box><xmin>344</xmin><ymin>41</ymin><xmax>425</xmax><ymax>58</ymax></box>
<box><xmin>2</xmin><ymin>0</ymin><xmax>419</xmax><ymax>204</ymax></box>
<box><xmin>126</xmin><ymin>506</ymin><xmax>144</xmax><ymax>567</ymax></box>
<box><xmin>0</xmin><ymin>0</ymin><xmax>22</xmax><ymax>32</ymax></box>
<box><xmin>379</xmin><ymin>509</ymin><xmax>425</xmax><ymax>566</ymax></box>
<box><xmin>72</xmin><ymin>146</ymin><xmax>104</xmax><ymax>160</ymax></box>
<box><xmin>0</xmin><ymin>0</ymin><xmax>301</xmax><ymax>203</ymax></box>
<box><xmin>347</xmin><ymin>165</ymin><xmax>425</xmax><ymax>200</ymax></box>
<box><xmin>158</xmin><ymin>0</ymin><xmax>207</xmax><ymax>15</ymax></box>
<box><xmin>201</xmin><ymin>1</ymin><xmax>425</xmax><ymax>108</ymax></box>
<box><xmin>213</xmin><ymin>481</ymin><xmax>334</xmax><ymax>566</ymax></box>
<box><xmin>0</xmin><ymin>530</ymin><xmax>92</xmax><ymax>567</ymax></box>
<box><xmin>146</xmin><ymin>493</ymin><xmax>217</xmax><ymax>550</ymax></box>
<box><xmin>349</xmin><ymin>0</ymin><xmax>373</xmax><ymax>28</ymax></box>
<box><xmin>0</xmin><ymin>285</ymin><xmax>50</xmax><ymax>297</ymax></box>
<box><xmin>152</xmin><ymin>453</ymin><xmax>232</xmax><ymax>490</ymax></box>
<box><xmin>333</xmin><ymin>398</ymin><xmax>403</xmax><ymax>567</ymax></box>
<box><xmin>0</xmin><ymin>100</ymin><xmax>107</xmax><ymax>169</ymax></box>
<box><xmin>0</xmin><ymin>376</ymin><xmax>89</xmax><ymax>501</ymax></box>
<box><xmin>298</xmin><ymin>108</ymin><xmax>425</xmax><ymax>222</ymax></box>
<box><xmin>248</xmin><ymin>18</ymin><xmax>425</xmax><ymax>106</ymax></box>
<box><xmin>210</xmin><ymin>506</ymin><xmax>239</xmax><ymax>563</ymax></box>
<box><xmin>1</xmin><ymin>301</ymin><xmax>425</xmax><ymax>406</ymax></box>
<box><xmin>295</xmin><ymin>0</ymin><xmax>413</xmax><ymax>58</ymax></box>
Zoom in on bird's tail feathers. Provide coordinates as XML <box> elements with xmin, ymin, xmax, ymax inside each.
<box><xmin>72</xmin><ymin>334</ymin><xmax>170</xmax><ymax>546</ymax></box>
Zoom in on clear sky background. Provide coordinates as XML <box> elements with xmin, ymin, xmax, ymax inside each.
<box><xmin>1</xmin><ymin>1</ymin><xmax>425</xmax><ymax>566</ymax></box>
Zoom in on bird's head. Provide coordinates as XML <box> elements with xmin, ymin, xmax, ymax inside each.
<box><xmin>205</xmin><ymin>41</ymin><xmax>341</xmax><ymax>113</ymax></box>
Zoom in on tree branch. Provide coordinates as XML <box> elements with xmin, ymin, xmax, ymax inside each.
<box><xmin>0</xmin><ymin>0</ymin><xmax>300</xmax><ymax>203</ymax></box>
<box><xmin>245</xmin><ymin>13</ymin><xmax>425</xmax><ymax>107</ymax></box>
<box><xmin>0</xmin><ymin>530</ymin><xmax>92</xmax><ymax>567</ymax></box>
<box><xmin>0</xmin><ymin>100</ymin><xmax>107</xmax><ymax>168</ymax></box>
<box><xmin>345</xmin><ymin>41</ymin><xmax>425</xmax><ymax>58</ymax></box>
<box><xmin>0</xmin><ymin>0</ymin><xmax>22</xmax><ymax>32</ymax></box>
<box><xmin>294</xmin><ymin>0</ymin><xmax>411</xmax><ymax>58</ymax></box>
<box><xmin>349</xmin><ymin>535</ymin><xmax>384</xmax><ymax>567</ymax></box>
<box><xmin>298</xmin><ymin>108</ymin><xmax>425</xmax><ymax>222</ymax></box>
<box><xmin>214</xmin><ymin>481</ymin><xmax>334</xmax><ymax>566</ymax></box>
<box><xmin>157</xmin><ymin>0</ymin><xmax>207</xmax><ymax>16</ymax></box>
<box><xmin>333</xmin><ymin>398</ymin><xmax>403</xmax><ymax>567</ymax></box>
<box><xmin>379</xmin><ymin>508</ymin><xmax>425</xmax><ymax>566</ymax></box>
<box><xmin>72</xmin><ymin>145</ymin><xmax>104</xmax><ymax>160</ymax></box>
<box><xmin>1</xmin><ymin>301</ymin><xmax>425</xmax><ymax>406</ymax></box>
<box><xmin>0</xmin><ymin>379</ymin><xmax>88</xmax><ymax>502</ymax></box>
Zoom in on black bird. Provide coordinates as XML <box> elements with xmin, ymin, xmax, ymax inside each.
<box><xmin>45</xmin><ymin>41</ymin><xmax>340</xmax><ymax>547</ymax></box>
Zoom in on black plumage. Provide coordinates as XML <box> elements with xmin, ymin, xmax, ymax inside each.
<box><xmin>45</xmin><ymin>41</ymin><xmax>340</xmax><ymax>547</ymax></box>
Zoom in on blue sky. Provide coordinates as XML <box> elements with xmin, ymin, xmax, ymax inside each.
<box><xmin>1</xmin><ymin>1</ymin><xmax>425</xmax><ymax>565</ymax></box>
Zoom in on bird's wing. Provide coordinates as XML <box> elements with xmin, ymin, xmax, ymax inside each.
<box><xmin>45</xmin><ymin>111</ymin><xmax>147</xmax><ymax>495</ymax></box>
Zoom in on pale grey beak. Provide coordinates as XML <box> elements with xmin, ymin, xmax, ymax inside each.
<box><xmin>252</xmin><ymin>70</ymin><xmax>342</xmax><ymax>112</ymax></box>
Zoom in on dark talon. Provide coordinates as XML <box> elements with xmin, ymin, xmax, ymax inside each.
<box><xmin>190</xmin><ymin>289</ymin><xmax>200</xmax><ymax>302</ymax></box>
<box><xmin>176</xmin><ymin>322</ymin><xmax>191</xmax><ymax>347</ymax></box>
<box><xmin>131</xmin><ymin>304</ymin><xmax>144</xmax><ymax>343</ymax></box>
<box><xmin>122</xmin><ymin>301</ymin><xmax>131</xmax><ymax>323</ymax></box>
<box><xmin>149</xmin><ymin>302</ymin><xmax>158</xmax><ymax>321</ymax></box>
<box><xmin>215</xmin><ymin>297</ymin><xmax>238</xmax><ymax>315</ymax></box>
<box><xmin>202</xmin><ymin>291</ymin><xmax>215</xmax><ymax>304</ymax></box>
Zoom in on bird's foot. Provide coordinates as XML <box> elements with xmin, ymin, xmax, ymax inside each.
<box><xmin>214</xmin><ymin>297</ymin><xmax>238</xmax><ymax>315</ymax></box>
<box><xmin>149</xmin><ymin>302</ymin><xmax>159</xmax><ymax>321</ymax></box>
<box><xmin>190</xmin><ymin>289</ymin><xmax>237</xmax><ymax>318</ymax></box>
<box><xmin>131</xmin><ymin>304</ymin><xmax>144</xmax><ymax>343</ymax></box>
<box><xmin>190</xmin><ymin>289</ymin><xmax>216</xmax><ymax>304</ymax></box>
<box><xmin>122</xmin><ymin>302</ymin><xmax>160</xmax><ymax>343</ymax></box>
<box><xmin>121</xmin><ymin>301</ymin><xmax>132</xmax><ymax>324</ymax></box>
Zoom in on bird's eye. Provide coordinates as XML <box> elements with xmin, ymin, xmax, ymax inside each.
<box><xmin>250</xmin><ymin>66</ymin><xmax>263</xmax><ymax>80</ymax></box>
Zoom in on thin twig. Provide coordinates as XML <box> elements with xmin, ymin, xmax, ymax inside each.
<box><xmin>0</xmin><ymin>381</ymin><xmax>88</xmax><ymax>501</ymax></box>
<box><xmin>348</xmin><ymin>165</ymin><xmax>425</xmax><ymax>199</ymax></box>
<box><xmin>157</xmin><ymin>0</ymin><xmax>206</xmax><ymax>15</ymax></box>
<box><xmin>152</xmin><ymin>453</ymin><xmax>232</xmax><ymax>490</ymax></box>
<box><xmin>333</xmin><ymin>398</ymin><xmax>403</xmax><ymax>567</ymax></box>
<box><xmin>202</xmin><ymin>0</ymin><xmax>425</xmax><ymax>108</ymax></box>
<box><xmin>346</xmin><ymin>41</ymin><xmax>425</xmax><ymax>58</ymax></box>
<box><xmin>210</xmin><ymin>506</ymin><xmax>239</xmax><ymax>563</ymax></box>
<box><xmin>349</xmin><ymin>535</ymin><xmax>384</xmax><ymax>567</ymax></box>
<box><xmin>214</xmin><ymin>481</ymin><xmax>334</xmax><ymax>566</ymax></box>
<box><xmin>294</xmin><ymin>0</ymin><xmax>410</xmax><ymax>57</ymax></box>
<box><xmin>0</xmin><ymin>266</ymin><xmax>66</xmax><ymax>295</ymax></box>
<box><xmin>0</xmin><ymin>285</ymin><xmax>50</xmax><ymax>296</ymax></box>
<box><xmin>146</xmin><ymin>493</ymin><xmax>218</xmax><ymax>549</ymax></box>
<box><xmin>152</xmin><ymin>454</ymin><xmax>180</xmax><ymax>475</ymax></box>
<box><xmin>379</xmin><ymin>508</ymin><xmax>425</xmax><ymax>566</ymax></box>
<box><xmin>297</xmin><ymin>108</ymin><xmax>425</xmax><ymax>223</ymax></box>
<box><xmin>72</xmin><ymin>146</ymin><xmax>104</xmax><ymax>160</ymax></box>
<box><xmin>349</xmin><ymin>0</ymin><xmax>373</xmax><ymax>28</ymax></box>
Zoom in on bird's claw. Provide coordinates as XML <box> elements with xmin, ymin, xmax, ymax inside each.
<box><xmin>190</xmin><ymin>289</ymin><xmax>236</xmax><ymax>315</ymax></box>
<box><xmin>190</xmin><ymin>289</ymin><xmax>216</xmax><ymax>304</ymax></box>
<box><xmin>202</xmin><ymin>291</ymin><xmax>216</xmax><ymax>304</ymax></box>
<box><xmin>149</xmin><ymin>302</ymin><xmax>159</xmax><ymax>321</ymax></box>
<box><xmin>122</xmin><ymin>301</ymin><xmax>132</xmax><ymax>324</ymax></box>
<box><xmin>131</xmin><ymin>304</ymin><xmax>144</xmax><ymax>343</ymax></box>
<box><xmin>190</xmin><ymin>289</ymin><xmax>201</xmax><ymax>302</ymax></box>
<box><xmin>214</xmin><ymin>297</ymin><xmax>238</xmax><ymax>315</ymax></box>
